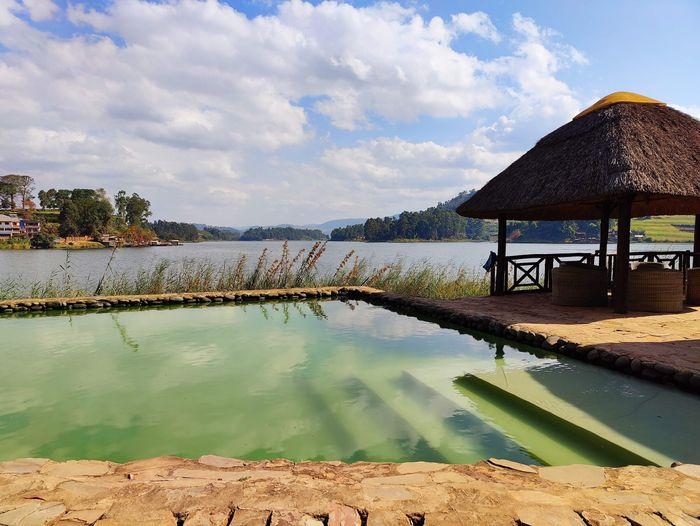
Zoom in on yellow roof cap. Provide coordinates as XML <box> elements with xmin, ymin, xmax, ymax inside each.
<box><xmin>574</xmin><ymin>91</ymin><xmax>665</xmax><ymax>120</ymax></box>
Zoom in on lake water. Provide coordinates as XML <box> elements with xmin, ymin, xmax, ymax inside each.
<box><xmin>0</xmin><ymin>240</ymin><xmax>692</xmax><ymax>294</ymax></box>
<box><xmin>1</xmin><ymin>300</ymin><xmax>696</xmax><ymax>465</ymax></box>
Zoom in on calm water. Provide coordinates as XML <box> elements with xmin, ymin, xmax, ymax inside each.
<box><xmin>0</xmin><ymin>300</ymin><xmax>696</xmax><ymax>466</ymax></box>
<box><xmin>0</xmin><ymin>241</ymin><xmax>692</xmax><ymax>294</ymax></box>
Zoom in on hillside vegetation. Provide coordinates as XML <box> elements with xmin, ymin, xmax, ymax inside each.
<box><xmin>631</xmin><ymin>215</ymin><xmax>695</xmax><ymax>242</ymax></box>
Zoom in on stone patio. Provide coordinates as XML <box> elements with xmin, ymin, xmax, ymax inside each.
<box><xmin>1</xmin><ymin>456</ymin><xmax>699</xmax><ymax>525</ymax></box>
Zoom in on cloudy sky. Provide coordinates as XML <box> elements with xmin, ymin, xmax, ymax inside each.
<box><xmin>1</xmin><ymin>0</ymin><xmax>698</xmax><ymax>226</ymax></box>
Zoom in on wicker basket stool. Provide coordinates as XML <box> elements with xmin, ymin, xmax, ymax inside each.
<box><xmin>551</xmin><ymin>264</ymin><xmax>607</xmax><ymax>307</ymax></box>
<box><xmin>627</xmin><ymin>269</ymin><xmax>684</xmax><ymax>313</ymax></box>
<box><xmin>687</xmin><ymin>268</ymin><xmax>700</xmax><ymax>305</ymax></box>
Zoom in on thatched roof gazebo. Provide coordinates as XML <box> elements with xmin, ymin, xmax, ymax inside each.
<box><xmin>457</xmin><ymin>92</ymin><xmax>700</xmax><ymax>313</ymax></box>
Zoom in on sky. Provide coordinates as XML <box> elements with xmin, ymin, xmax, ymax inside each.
<box><xmin>0</xmin><ymin>0</ymin><xmax>698</xmax><ymax>226</ymax></box>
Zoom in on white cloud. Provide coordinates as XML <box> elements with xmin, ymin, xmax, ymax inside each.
<box><xmin>451</xmin><ymin>12</ymin><xmax>501</xmax><ymax>43</ymax></box>
<box><xmin>0</xmin><ymin>0</ymin><xmax>589</xmax><ymax>224</ymax></box>
<box><xmin>20</xmin><ymin>0</ymin><xmax>58</xmax><ymax>21</ymax></box>
<box><xmin>488</xmin><ymin>13</ymin><xmax>586</xmax><ymax>121</ymax></box>
<box><xmin>672</xmin><ymin>104</ymin><xmax>700</xmax><ymax>120</ymax></box>
<box><xmin>317</xmin><ymin>136</ymin><xmax>522</xmax><ymax>215</ymax></box>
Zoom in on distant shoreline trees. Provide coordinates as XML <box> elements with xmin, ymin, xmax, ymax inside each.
<box><xmin>331</xmin><ymin>191</ymin><xmax>489</xmax><ymax>242</ymax></box>
<box><xmin>331</xmin><ymin>190</ymin><xmax>615</xmax><ymax>243</ymax></box>
<box><xmin>240</xmin><ymin>227</ymin><xmax>327</xmax><ymax>241</ymax></box>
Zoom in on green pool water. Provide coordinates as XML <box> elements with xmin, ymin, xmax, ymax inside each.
<box><xmin>0</xmin><ymin>300</ymin><xmax>697</xmax><ymax>466</ymax></box>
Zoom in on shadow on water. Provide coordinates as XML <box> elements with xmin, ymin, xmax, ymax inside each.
<box><xmin>453</xmin><ymin>374</ymin><xmax>652</xmax><ymax>467</ymax></box>
<box><xmin>514</xmin><ymin>362</ymin><xmax>700</xmax><ymax>464</ymax></box>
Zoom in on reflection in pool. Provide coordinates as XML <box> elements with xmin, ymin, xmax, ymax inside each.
<box><xmin>0</xmin><ymin>300</ymin><xmax>697</xmax><ymax>466</ymax></box>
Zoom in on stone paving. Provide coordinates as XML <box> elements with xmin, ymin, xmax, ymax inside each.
<box><xmin>0</xmin><ymin>456</ymin><xmax>699</xmax><ymax>525</ymax></box>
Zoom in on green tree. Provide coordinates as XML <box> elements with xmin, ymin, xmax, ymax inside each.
<box><xmin>0</xmin><ymin>181</ymin><xmax>16</xmax><ymax>209</ymax></box>
<box><xmin>150</xmin><ymin>220</ymin><xmax>200</xmax><ymax>242</ymax></box>
<box><xmin>114</xmin><ymin>190</ymin><xmax>128</xmax><ymax>221</ymax></box>
<box><xmin>0</xmin><ymin>175</ymin><xmax>20</xmax><ymax>209</ymax></box>
<box><xmin>2</xmin><ymin>175</ymin><xmax>35</xmax><ymax>209</ymax></box>
<box><xmin>16</xmin><ymin>175</ymin><xmax>35</xmax><ymax>209</ymax></box>
<box><xmin>58</xmin><ymin>189</ymin><xmax>114</xmax><ymax>237</ymax></box>
<box><xmin>30</xmin><ymin>229</ymin><xmax>57</xmax><ymax>249</ymax></box>
<box><xmin>55</xmin><ymin>189</ymin><xmax>72</xmax><ymax>207</ymax></box>
<box><xmin>125</xmin><ymin>193</ymin><xmax>151</xmax><ymax>226</ymax></box>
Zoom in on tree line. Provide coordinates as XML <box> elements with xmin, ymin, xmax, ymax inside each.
<box><xmin>331</xmin><ymin>190</ymin><xmax>613</xmax><ymax>243</ymax></box>
<box><xmin>240</xmin><ymin>227</ymin><xmax>327</xmax><ymax>241</ymax></box>
<box><xmin>2</xmin><ymin>173</ymin><xmax>204</xmax><ymax>247</ymax></box>
<box><xmin>150</xmin><ymin>221</ymin><xmax>240</xmax><ymax>242</ymax></box>
<box><xmin>331</xmin><ymin>191</ymin><xmax>489</xmax><ymax>242</ymax></box>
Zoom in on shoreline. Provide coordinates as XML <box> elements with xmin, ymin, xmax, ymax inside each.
<box><xmin>0</xmin><ymin>239</ymin><xmax>694</xmax><ymax>251</ymax></box>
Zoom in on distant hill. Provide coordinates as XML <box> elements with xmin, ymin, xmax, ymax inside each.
<box><xmin>630</xmin><ymin>215</ymin><xmax>694</xmax><ymax>242</ymax></box>
<box><xmin>331</xmin><ymin>189</ymin><xmax>490</xmax><ymax>242</ymax></box>
<box><xmin>436</xmin><ymin>190</ymin><xmax>476</xmax><ymax>211</ymax></box>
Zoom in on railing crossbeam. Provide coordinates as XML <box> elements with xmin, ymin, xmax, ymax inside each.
<box><xmin>491</xmin><ymin>250</ymin><xmax>700</xmax><ymax>296</ymax></box>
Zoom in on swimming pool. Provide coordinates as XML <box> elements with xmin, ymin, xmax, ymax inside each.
<box><xmin>0</xmin><ymin>300</ymin><xmax>697</xmax><ymax>466</ymax></box>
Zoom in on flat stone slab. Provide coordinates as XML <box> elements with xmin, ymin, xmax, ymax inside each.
<box><xmin>538</xmin><ymin>465</ymin><xmax>606</xmax><ymax>487</ymax></box>
<box><xmin>488</xmin><ymin>458</ymin><xmax>538</xmax><ymax>474</ymax></box>
<box><xmin>0</xmin><ymin>457</ymin><xmax>49</xmax><ymax>474</ymax></box>
<box><xmin>0</xmin><ymin>456</ymin><xmax>697</xmax><ymax>525</ymax></box>
<box><xmin>674</xmin><ymin>463</ymin><xmax>700</xmax><ymax>479</ymax></box>
<box><xmin>198</xmin><ymin>455</ymin><xmax>246</xmax><ymax>469</ymax></box>
<box><xmin>41</xmin><ymin>460</ymin><xmax>112</xmax><ymax>477</ymax></box>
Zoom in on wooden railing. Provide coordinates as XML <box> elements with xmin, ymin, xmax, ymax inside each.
<box><xmin>490</xmin><ymin>250</ymin><xmax>700</xmax><ymax>295</ymax></box>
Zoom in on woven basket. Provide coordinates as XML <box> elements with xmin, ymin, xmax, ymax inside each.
<box><xmin>628</xmin><ymin>269</ymin><xmax>684</xmax><ymax>313</ymax></box>
<box><xmin>551</xmin><ymin>265</ymin><xmax>607</xmax><ymax>307</ymax></box>
<box><xmin>687</xmin><ymin>268</ymin><xmax>700</xmax><ymax>305</ymax></box>
<box><xmin>634</xmin><ymin>262</ymin><xmax>665</xmax><ymax>271</ymax></box>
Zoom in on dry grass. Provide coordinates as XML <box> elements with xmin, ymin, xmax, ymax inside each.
<box><xmin>0</xmin><ymin>242</ymin><xmax>488</xmax><ymax>301</ymax></box>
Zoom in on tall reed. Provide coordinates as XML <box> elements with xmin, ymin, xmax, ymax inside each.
<box><xmin>0</xmin><ymin>245</ymin><xmax>489</xmax><ymax>301</ymax></box>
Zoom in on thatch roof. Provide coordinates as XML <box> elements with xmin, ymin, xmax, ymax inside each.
<box><xmin>457</xmin><ymin>94</ymin><xmax>700</xmax><ymax>220</ymax></box>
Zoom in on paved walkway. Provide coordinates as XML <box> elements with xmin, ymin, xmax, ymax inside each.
<box><xmin>1</xmin><ymin>456</ymin><xmax>699</xmax><ymax>525</ymax></box>
<box><xmin>438</xmin><ymin>294</ymin><xmax>700</xmax><ymax>374</ymax></box>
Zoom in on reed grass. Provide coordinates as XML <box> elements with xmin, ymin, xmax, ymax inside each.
<box><xmin>0</xmin><ymin>242</ymin><xmax>488</xmax><ymax>301</ymax></box>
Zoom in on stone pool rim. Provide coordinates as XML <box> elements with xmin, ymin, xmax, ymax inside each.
<box><xmin>1</xmin><ymin>285</ymin><xmax>698</xmax><ymax>395</ymax></box>
<box><xmin>0</xmin><ymin>455</ymin><xmax>698</xmax><ymax>525</ymax></box>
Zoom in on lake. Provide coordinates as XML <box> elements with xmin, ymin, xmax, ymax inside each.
<box><xmin>0</xmin><ymin>240</ymin><xmax>692</xmax><ymax>295</ymax></box>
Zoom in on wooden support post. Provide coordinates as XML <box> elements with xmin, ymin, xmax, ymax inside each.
<box><xmin>694</xmin><ymin>214</ymin><xmax>700</xmax><ymax>268</ymax></box>
<box><xmin>599</xmin><ymin>206</ymin><xmax>610</xmax><ymax>268</ymax></box>
<box><xmin>495</xmin><ymin>216</ymin><xmax>507</xmax><ymax>295</ymax></box>
<box><xmin>614</xmin><ymin>198</ymin><xmax>632</xmax><ymax>313</ymax></box>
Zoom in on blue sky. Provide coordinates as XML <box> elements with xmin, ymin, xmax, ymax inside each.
<box><xmin>1</xmin><ymin>0</ymin><xmax>698</xmax><ymax>225</ymax></box>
